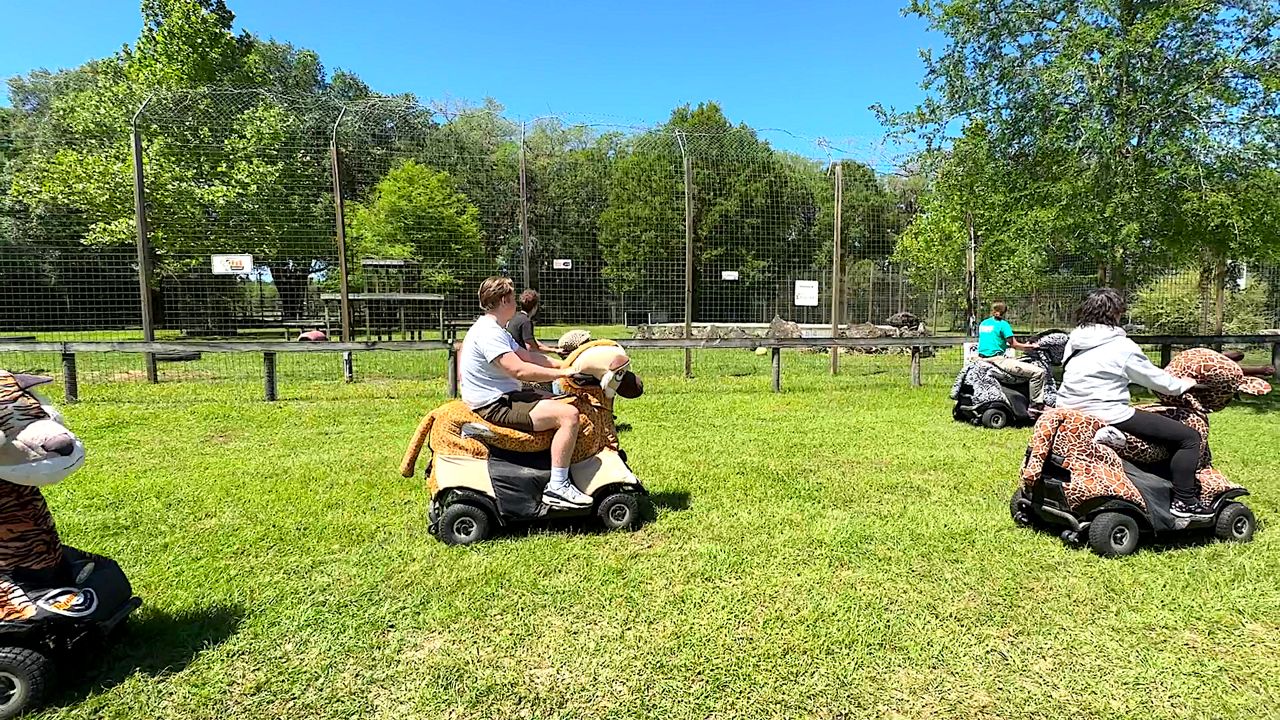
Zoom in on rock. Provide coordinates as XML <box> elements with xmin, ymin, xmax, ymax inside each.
<box><xmin>844</xmin><ymin>322</ymin><xmax>886</xmax><ymax>339</ymax></box>
<box><xmin>885</xmin><ymin>311</ymin><xmax>921</xmax><ymax>329</ymax></box>
<box><xmin>768</xmin><ymin>316</ymin><xmax>802</xmax><ymax>339</ymax></box>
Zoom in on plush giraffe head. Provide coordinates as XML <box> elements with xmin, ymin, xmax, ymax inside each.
<box><xmin>563</xmin><ymin>340</ymin><xmax>641</xmax><ymax>399</ymax></box>
<box><xmin>1156</xmin><ymin>348</ymin><xmax>1271</xmax><ymax>414</ymax></box>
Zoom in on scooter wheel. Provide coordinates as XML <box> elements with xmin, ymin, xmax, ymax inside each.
<box><xmin>1009</xmin><ymin>490</ymin><xmax>1035</xmax><ymax>528</ymax></box>
<box><xmin>1087</xmin><ymin>512</ymin><xmax>1140</xmax><ymax>557</ymax></box>
<box><xmin>438</xmin><ymin>503</ymin><xmax>491</xmax><ymax>546</ymax></box>
<box><xmin>0</xmin><ymin>647</ymin><xmax>50</xmax><ymax>720</ymax></box>
<box><xmin>981</xmin><ymin>407</ymin><xmax>1010</xmax><ymax>429</ymax></box>
<box><xmin>596</xmin><ymin>493</ymin><xmax>641</xmax><ymax>531</ymax></box>
<box><xmin>1214</xmin><ymin>503</ymin><xmax>1255</xmax><ymax>544</ymax></box>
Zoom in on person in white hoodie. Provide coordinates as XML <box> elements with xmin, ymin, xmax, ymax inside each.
<box><xmin>1055</xmin><ymin>288</ymin><xmax>1210</xmax><ymax>519</ymax></box>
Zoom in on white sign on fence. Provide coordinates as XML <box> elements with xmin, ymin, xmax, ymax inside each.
<box><xmin>211</xmin><ymin>254</ymin><xmax>254</xmax><ymax>275</ymax></box>
<box><xmin>553</xmin><ymin>259</ymin><xmax>573</xmax><ymax>270</ymax></box>
<box><xmin>794</xmin><ymin>280</ymin><xmax>819</xmax><ymax>307</ymax></box>
<box><xmin>721</xmin><ymin>270</ymin><xmax>740</xmax><ymax>281</ymax></box>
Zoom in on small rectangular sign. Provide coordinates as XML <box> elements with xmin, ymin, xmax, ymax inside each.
<box><xmin>721</xmin><ymin>270</ymin><xmax>740</xmax><ymax>281</ymax></box>
<box><xmin>552</xmin><ymin>259</ymin><xmax>573</xmax><ymax>270</ymax></box>
<box><xmin>211</xmin><ymin>254</ymin><xmax>254</xmax><ymax>275</ymax></box>
<box><xmin>794</xmin><ymin>280</ymin><xmax>819</xmax><ymax>307</ymax></box>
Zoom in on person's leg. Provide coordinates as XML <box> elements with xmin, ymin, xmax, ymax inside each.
<box><xmin>1114</xmin><ymin>409</ymin><xmax>1206</xmax><ymax>515</ymax></box>
<box><xmin>530</xmin><ymin>398</ymin><xmax>590</xmax><ymax>505</ymax></box>
<box><xmin>990</xmin><ymin>357</ymin><xmax>1048</xmax><ymax>404</ymax></box>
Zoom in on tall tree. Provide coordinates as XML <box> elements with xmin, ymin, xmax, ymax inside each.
<box><xmin>6</xmin><ymin>0</ymin><xmax>381</xmax><ymax>327</ymax></box>
<box><xmin>879</xmin><ymin>0</ymin><xmax>1280</xmax><ymax>291</ymax></box>
<box><xmin>346</xmin><ymin>160</ymin><xmax>484</xmax><ymax>293</ymax></box>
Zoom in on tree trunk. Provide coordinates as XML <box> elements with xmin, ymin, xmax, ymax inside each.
<box><xmin>272</xmin><ymin>262</ymin><xmax>312</xmax><ymax>323</ymax></box>
<box><xmin>1198</xmin><ymin>261</ymin><xmax>1214</xmax><ymax>334</ymax></box>
<box><xmin>1213</xmin><ymin>254</ymin><xmax>1228</xmax><ymax>335</ymax></box>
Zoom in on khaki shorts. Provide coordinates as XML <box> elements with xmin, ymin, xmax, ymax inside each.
<box><xmin>473</xmin><ymin>390</ymin><xmax>548</xmax><ymax>432</ymax></box>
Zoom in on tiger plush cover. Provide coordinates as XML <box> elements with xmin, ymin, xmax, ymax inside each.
<box><xmin>1020</xmin><ymin>348</ymin><xmax>1272</xmax><ymax>511</ymax></box>
<box><xmin>0</xmin><ymin>370</ymin><xmax>86</xmax><ymax>574</ymax></box>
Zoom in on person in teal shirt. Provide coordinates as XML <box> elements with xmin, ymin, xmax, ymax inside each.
<box><xmin>977</xmin><ymin>301</ymin><xmax>1048</xmax><ymax>409</ymax></box>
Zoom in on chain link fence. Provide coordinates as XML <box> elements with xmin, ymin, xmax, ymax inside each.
<box><xmin>3</xmin><ymin>89</ymin><xmax>1278</xmax><ymax>399</ymax></box>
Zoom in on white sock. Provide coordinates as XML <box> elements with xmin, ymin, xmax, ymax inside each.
<box><xmin>550</xmin><ymin>467</ymin><xmax>569</xmax><ymax>486</ymax></box>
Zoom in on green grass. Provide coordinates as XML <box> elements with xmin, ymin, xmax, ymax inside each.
<box><xmin>17</xmin><ymin>349</ymin><xmax>1280</xmax><ymax>719</ymax></box>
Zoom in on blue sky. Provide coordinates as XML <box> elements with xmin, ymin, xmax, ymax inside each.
<box><xmin>0</xmin><ymin>0</ymin><xmax>938</xmax><ymax>159</ymax></box>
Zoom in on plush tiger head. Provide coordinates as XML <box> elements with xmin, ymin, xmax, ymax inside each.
<box><xmin>0</xmin><ymin>371</ymin><xmax>85</xmax><ymax>487</ymax></box>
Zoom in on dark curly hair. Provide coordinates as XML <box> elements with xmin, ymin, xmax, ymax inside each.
<box><xmin>1077</xmin><ymin>288</ymin><xmax>1127</xmax><ymax>327</ymax></box>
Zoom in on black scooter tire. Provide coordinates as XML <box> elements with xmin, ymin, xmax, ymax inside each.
<box><xmin>0</xmin><ymin>647</ymin><xmax>51</xmax><ymax>720</ymax></box>
<box><xmin>1087</xmin><ymin>512</ymin><xmax>1140</xmax><ymax>557</ymax></box>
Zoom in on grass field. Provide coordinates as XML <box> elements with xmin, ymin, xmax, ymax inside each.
<box><xmin>15</xmin><ymin>349</ymin><xmax>1280</xmax><ymax>719</ymax></box>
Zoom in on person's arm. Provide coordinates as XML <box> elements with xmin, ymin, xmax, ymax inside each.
<box><xmin>1124</xmin><ymin>351</ymin><xmax>1196</xmax><ymax>395</ymax></box>
<box><xmin>515</xmin><ymin>347</ymin><xmax>562</xmax><ymax>368</ymax></box>
<box><xmin>495</xmin><ymin>351</ymin><xmax>573</xmax><ymax>383</ymax></box>
<box><xmin>1003</xmin><ymin>323</ymin><xmax>1038</xmax><ymax>351</ymax></box>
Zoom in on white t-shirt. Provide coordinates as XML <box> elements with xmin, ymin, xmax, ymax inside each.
<box><xmin>459</xmin><ymin>315</ymin><xmax>523</xmax><ymax>408</ymax></box>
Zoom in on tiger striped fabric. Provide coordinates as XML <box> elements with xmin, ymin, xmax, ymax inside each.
<box><xmin>0</xmin><ymin>371</ymin><xmax>64</xmax><ymax>572</ymax></box>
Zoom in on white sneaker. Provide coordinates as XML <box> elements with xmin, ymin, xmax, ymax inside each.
<box><xmin>543</xmin><ymin>480</ymin><xmax>592</xmax><ymax>507</ymax></box>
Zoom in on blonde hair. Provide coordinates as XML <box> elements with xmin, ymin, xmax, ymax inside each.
<box><xmin>478</xmin><ymin>276</ymin><xmax>515</xmax><ymax>311</ymax></box>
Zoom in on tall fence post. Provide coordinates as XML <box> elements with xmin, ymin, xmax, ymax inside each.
<box><xmin>130</xmin><ymin>99</ymin><xmax>158</xmax><ymax>384</ymax></box>
<box><xmin>61</xmin><ymin>352</ymin><xmax>79</xmax><ymax>404</ymax></box>
<box><xmin>679</xmin><ymin>132</ymin><xmax>694</xmax><ymax>379</ymax></box>
<box><xmin>965</xmin><ymin>210</ymin><xmax>978</xmax><ymax>338</ymax></box>
<box><xmin>519</xmin><ymin>120</ymin><xmax>532</xmax><ymax>289</ymax></box>
<box><xmin>830</xmin><ymin>162</ymin><xmax>843</xmax><ymax>375</ymax></box>
<box><xmin>866</xmin><ymin>263</ymin><xmax>874</xmax><ymax>323</ymax></box>
<box><xmin>331</xmin><ymin>108</ymin><xmax>354</xmax><ymax>383</ymax></box>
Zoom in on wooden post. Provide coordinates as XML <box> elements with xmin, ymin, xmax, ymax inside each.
<box><xmin>1160</xmin><ymin>344</ymin><xmax>1172</xmax><ymax>367</ymax></box>
<box><xmin>1272</xmin><ymin>341</ymin><xmax>1279</xmax><ymax>383</ymax></box>
<box><xmin>771</xmin><ymin>346</ymin><xmax>781</xmax><ymax>393</ymax></box>
<box><xmin>965</xmin><ymin>211</ymin><xmax>977</xmax><ymax>338</ymax></box>
<box><xmin>519</xmin><ymin>120</ymin><xmax>532</xmax><ymax>289</ymax></box>
<box><xmin>830</xmin><ymin>162</ymin><xmax>842</xmax><ymax>375</ymax></box>
<box><xmin>331</xmin><ymin>111</ymin><xmax>357</xmax><ymax>385</ymax></box>
<box><xmin>910</xmin><ymin>346</ymin><xmax>922</xmax><ymax>387</ymax></box>
<box><xmin>130</xmin><ymin>102</ymin><xmax>158</xmax><ymax>383</ymax></box>
<box><xmin>331</xmin><ymin>110</ymin><xmax>353</xmax><ymax>353</ymax></box>
<box><xmin>61</xmin><ymin>353</ymin><xmax>79</xmax><ymax>404</ymax></box>
<box><xmin>682</xmin><ymin>137</ymin><xmax>694</xmax><ymax>379</ymax></box>
<box><xmin>263</xmin><ymin>352</ymin><xmax>278</xmax><ymax>402</ymax></box>
<box><xmin>446</xmin><ymin>342</ymin><xmax>459</xmax><ymax>399</ymax></box>
<box><xmin>866</xmin><ymin>263</ymin><xmax>874</xmax><ymax>323</ymax></box>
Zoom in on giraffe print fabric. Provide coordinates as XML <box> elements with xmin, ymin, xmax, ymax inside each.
<box><xmin>1021</xmin><ymin>348</ymin><xmax>1270</xmax><ymax>512</ymax></box>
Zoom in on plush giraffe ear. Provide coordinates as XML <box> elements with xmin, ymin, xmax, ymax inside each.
<box><xmin>1238</xmin><ymin>376</ymin><xmax>1271</xmax><ymax>396</ymax></box>
<box><xmin>14</xmin><ymin>374</ymin><xmax>53</xmax><ymax>391</ymax></box>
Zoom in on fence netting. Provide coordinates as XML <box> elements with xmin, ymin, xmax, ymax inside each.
<box><xmin>3</xmin><ymin>89</ymin><xmax>1278</xmax><ymax>398</ymax></box>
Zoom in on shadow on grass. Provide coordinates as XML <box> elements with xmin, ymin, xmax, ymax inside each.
<box><xmin>48</xmin><ymin>604</ymin><xmax>243</xmax><ymax>710</ymax></box>
<box><xmin>1026</xmin><ymin>524</ymin><xmax>1250</xmax><ymax>556</ymax></box>
<box><xmin>648</xmin><ymin>490</ymin><xmax>691</xmax><ymax>514</ymax></box>
<box><xmin>1235</xmin><ymin>389</ymin><xmax>1280</xmax><ymax>414</ymax></box>
<box><xmin>493</xmin><ymin>489</ymin><xmax>692</xmax><ymax>542</ymax></box>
